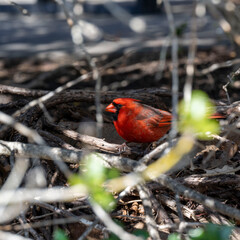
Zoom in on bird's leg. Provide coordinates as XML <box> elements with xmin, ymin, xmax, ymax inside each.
<box><xmin>117</xmin><ymin>142</ymin><xmax>131</xmax><ymax>154</ymax></box>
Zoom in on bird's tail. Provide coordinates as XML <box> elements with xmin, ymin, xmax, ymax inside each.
<box><xmin>210</xmin><ymin>113</ymin><xmax>226</xmax><ymax>119</ymax></box>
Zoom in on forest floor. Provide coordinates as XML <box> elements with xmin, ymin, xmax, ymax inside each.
<box><xmin>1</xmin><ymin>1</ymin><xmax>240</xmax><ymax>240</ymax></box>
<box><xmin>0</xmin><ymin>45</ymin><xmax>240</xmax><ymax>239</ymax></box>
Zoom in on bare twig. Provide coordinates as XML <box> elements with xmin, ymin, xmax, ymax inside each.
<box><xmin>0</xmin><ymin>216</ymin><xmax>99</xmax><ymax>232</ymax></box>
<box><xmin>3</xmin><ymin>0</ymin><xmax>30</xmax><ymax>16</ymax></box>
<box><xmin>175</xmin><ymin>194</ymin><xmax>184</xmax><ymax>222</ymax></box>
<box><xmin>35</xmin><ymin>201</ymin><xmax>104</xmax><ymax>232</ymax></box>
<box><xmin>91</xmin><ymin>202</ymin><xmax>142</xmax><ymax>240</ymax></box>
<box><xmin>18</xmin><ymin>214</ymin><xmax>43</xmax><ymax>240</ymax></box>
<box><xmin>0</xmin><ymin>231</ymin><xmax>32</xmax><ymax>240</ymax></box>
<box><xmin>196</xmin><ymin>58</ymin><xmax>240</xmax><ymax>76</ymax></box>
<box><xmin>157</xmin><ymin>174</ymin><xmax>240</xmax><ymax>221</ymax></box>
<box><xmin>78</xmin><ymin>219</ymin><xmax>99</xmax><ymax>240</ymax></box>
<box><xmin>0</xmin><ymin>112</ymin><xmax>71</xmax><ymax>177</ymax></box>
<box><xmin>183</xmin><ymin>2</ymin><xmax>198</xmax><ymax>104</ymax></box>
<box><xmin>0</xmin><ymin>140</ymin><xmax>138</xmax><ymax>172</ymax></box>
<box><xmin>56</xmin><ymin>0</ymin><xmax>104</xmax><ymax>138</ymax></box>
<box><xmin>205</xmin><ymin>0</ymin><xmax>240</xmax><ymax>47</ymax></box>
<box><xmin>157</xmin><ymin>221</ymin><xmax>204</xmax><ymax>231</ymax></box>
<box><xmin>178</xmin><ymin>174</ymin><xmax>240</xmax><ymax>189</ymax></box>
<box><xmin>163</xmin><ymin>0</ymin><xmax>179</xmax><ymax>139</ymax></box>
<box><xmin>137</xmin><ymin>184</ymin><xmax>160</xmax><ymax>240</ymax></box>
<box><xmin>155</xmin><ymin>37</ymin><xmax>170</xmax><ymax>81</ymax></box>
<box><xmin>0</xmin><ymin>158</ymin><xmax>29</xmax><ymax>223</ymax></box>
<box><xmin>45</xmin><ymin>121</ymin><xmax>140</xmax><ymax>155</ymax></box>
<box><xmin>0</xmin><ymin>84</ymin><xmax>173</xmax><ymax>103</ymax></box>
<box><xmin>104</xmin><ymin>0</ymin><xmax>146</xmax><ymax>33</ymax></box>
<box><xmin>156</xmin><ymin>194</ymin><xmax>197</xmax><ymax>221</ymax></box>
<box><xmin>136</xmin><ymin>137</ymin><xmax>178</xmax><ymax>167</ymax></box>
<box><xmin>0</xmin><ymin>111</ymin><xmax>44</xmax><ymax>145</ymax></box>
<box><xmin>0</xmin><ymin>186</ymin><xmax>87</xmax><ymax>205</ymax></box>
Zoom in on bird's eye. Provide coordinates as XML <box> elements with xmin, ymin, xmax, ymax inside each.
<box><xmin>112</xmin><ymin>102</ymin><xmax>122</xmax><ymax>110</ymax></box>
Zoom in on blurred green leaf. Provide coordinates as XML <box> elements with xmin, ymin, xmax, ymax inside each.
<box><xmin>68</xmin><ymin>173</ymin><xmax>84</xmax><ymax>186</ymax></box>
<box><xmin>53</xmin><ymin>229</ymin><xmax>69</xmax><ymax>240</ymax></box>
<box><xmin>82</xmin><ymin>153</ymin><xmax>106</xmax><ymax>184</ymax></box>
<box><xmin>176</xmin><ymin>23</ymin><xmax>187</xmax><ymax>37</ymax></box>
<box><xmin>105</xmin><ymin>228</ymin><xmax>149</xmax><ymax>240</ymax></box>
<box><xmin>69</xmin><ymin>153</ymin><xmax>118</xmax><ymax>211</ymax></box>
<box><xmin>106</xmin><ymin>168</ymin><xmax>120</xmax><ymax>180</ymax></box>
<box><xmin>132</xmin><ymin>229</ymin><xmax>149</xmax><ymax>239</ymax></box>
<box><xmin>178</xmin><ymin>90</ymin><xmax>220</xmax><ymax>140</ymax></box>
<box><xmin>188</xmin><ymin>223</ymin><xmax>233</xmax><ymax>240</ymax></box>
<box><xmin>90</xmin><ymin>186</ymin><xmax>116</xmax><ymax>211</ymax></box>
<box><xmin>104</xmin><ymin>233</ymin><xmax>120</xmax><ymax>240</ymax></box>
<box><xmin>168</xmin><ymin>233</ymin><xmax>182</xmax><ymax>240</ymax></box>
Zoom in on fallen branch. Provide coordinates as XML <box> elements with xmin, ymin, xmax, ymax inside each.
<box><xmin>196</xmin><ymin>58</ymin><xmax>240</xmax><ymax>75</ymax></box>
<box><xmin>91</xmin><ymin>202</ymin><xmax>142</xmax><ymax>240</ymax></box>
<box><xmin>0</xmin><ymin>84</ymin><xmax>172</xmax><ymax>106</ymax></box>
<box><xmin>0</xmin><ymin>186</ymin><xmax>87</xmax><ymax>205</ymax></box>
<box><xmin>45</xmin><ymin>121</ymin><xmax>140</xmax><ymax>155</ymax></box>
<box><xmin>0</xmin><ymin>231</ymin><xmax>31</xmax><ymax>240</ymax></box>
<box><xmin>137</xmin><ymin>184</ymin><xmax>160</xmax><ymax>240</ymax></box>
<box><xmin>0</xmin><ymin>140</ymin><xmax>138</xmax><ymax>172</ymax></box>
<box><xmin>157</xmin><ymin>174</ymin><xmax>240</xmax><ymax>221</ymax></box>
<box><xmin>179</xmin><ymin>174</ymin><xmax>240</xmax><ymax>190</ymax></box>
<box><xmin>156</xmin><ymin>194</ymin><xmax>197</xmax><ymax>221</ymax></box>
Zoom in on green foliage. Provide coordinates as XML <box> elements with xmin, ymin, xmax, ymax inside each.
<box><xmin>132</xmin><ymin>229</ymin><xmax>149</xmax><ymax>239</ymax></box>
<box><xmin>168</xmin><ymin>233</ymin><xmax>181</xmax><ymax>240</ymax></box>
<box><xmin>105</xmin><ymin>229</ymin><xmax>149</xmax><ymax>240</ymax></box>
<box><xmin>176</xmin><ymin>23</ymin><xmax>187</xmax><ymax>37</ymax></box>
<box><xmin>178</xmin><ymin>90</ymin><xmax>220</xmax><ymax>140</ymax></box>
<box><xmin>53</xmin><ymin>229</ymin><xmax>69</xmax><ymax>240</ymax></box>
<box><xmin>168</xmin><ymin>224</ymin><xmax>233</xmax><ymax>240</ymax></box>
<box><xmin>69</xmin><ymin>153</ymin><xmax>119</xmax><ymax>211</ymax></box>
<box><xmin>105</xmin><ymin>233</ymin><xmax>121</xmax><ymax>240</ymax></box>
<box><xmin>188</xmin><ymin>223</ymin><xmax>232</xmax><ymax>240</ymax></box>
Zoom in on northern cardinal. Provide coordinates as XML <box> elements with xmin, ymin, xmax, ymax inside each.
<box><xmin>105</xmin><ymin>98</ymin><xmax>224</xmax><ymax>143</ymax></box>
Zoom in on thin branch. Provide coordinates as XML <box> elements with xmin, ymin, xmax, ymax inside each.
<box><xmin>0</xmin><ymin>140</ymin><xmax>138</xmax><ymax>172</ymax></box>
<box><xmin>136</xmin><ymin>137</ymin><xmax>178</xmax><ymax>168</ymax></box>
<box><xmin>0</xmin><ymin>84</ymin><xmax>173</xmax><ymax>102</ymax></box>
<box><xmin>35</xmin><ymin>201</ymin><xmax>103</xmax><ymax>232</ymax></box>
<box><xmin>0</xmin><ymin>216</ymin><xmax>97</xmax><ymax>232</ymax></box>
<box><xmin>0</xmin><ymin>186</ymin><xmax>87</xmax><ymax>205</ymax></box>
<box><xmin>0</xmin><ymin>111</ymin><xmax>44</xmax><ymax>145</ymax></box>
<box><xmin>175</xmin><ymin>194</ymin><xmax>184</xmax><ymax>222</ymax></box>
<box><xmin>163</xmin><ymin>0</ymin><xmax>179</xmax><ymax>139</ymax></box>
<box><xmin>104</xmin><ymin>0</ymin><xmax>146</xmax><ymax>33</ymax></box>
<box><xmin>156</xmin><ymin>194</ymin><xmax>197</xmax><ymax>221</ymax></box>
<box><xmin>196</xmin><ymin>58</ymin><xmax>240</xmax><ymax>75</ymax></box>
<box><xmin>183</xmin><ymin>2</ymin><xmax>198</xmax><ymax>104</ymax></box>
<box><xmin>0</xmin><ymin>112</ymin><xmax>71</xmax><ymax>177</ymax></box>
<box><xmin>3</xmin><ymin>0</ymin><xmax>30</xmax><ymax>16</ymax></box>
<box><xmin>0</xmin><ymin>231</ymin><xmax>32</xmax><ymax>240</ymax></box>
<box><xmin>45</xmin><ymin>121</ymin><xmax>140</xmax><ymax>155</ymax></box>
<box><xmin>18</xmin><ymin>214</ymin><xmax>43</xmax><ymax>240</ymax></box>
<box><xmin>78</xmin><ymin>219</ymin><xmax>99</xmax><ymax>240</ymax></box>
<box><xmin>91</xmin><ymin>202</ymin><xmax>142</xmax><ymax>240</ymax></box>
<box><xmin>137</xmin><ymin>184</ymin><xmax>160</xmax><ymax>240</ymax></box>
<box><xmin>0</xmin><ymin>158</ymin><xmax>29</xmax><ymax>223</ymax></box>
<box><xmin>157</xmin><ymin>174</ymin><xmax>240</xmax><ymax>221</ymax></box>
<box><xmin>155</xmin><ymin>37</ymin><xmax>170</xmax><ymax>81</ymax></box>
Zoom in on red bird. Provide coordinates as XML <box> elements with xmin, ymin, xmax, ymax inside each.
<box><xmin>105</xmin><ymin>98</ymin><xmax>172</xmax><ymax>143</ymax></box>
<box><xmin>105</xmin><ymin>98</ymin><xmax>224</xmax><ymax>143</ymax></box>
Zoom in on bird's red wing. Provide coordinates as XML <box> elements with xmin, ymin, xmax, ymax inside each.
<box><xmin>135</xmin><ymin>104</ymin><xmax>172</xmax><ymax>129</ymax></box>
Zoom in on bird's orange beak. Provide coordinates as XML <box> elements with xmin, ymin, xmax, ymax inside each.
<box><xmin>105</xmin><ymin>103</ymin><xmax>117</xmax><ymax>113</ymax></box>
